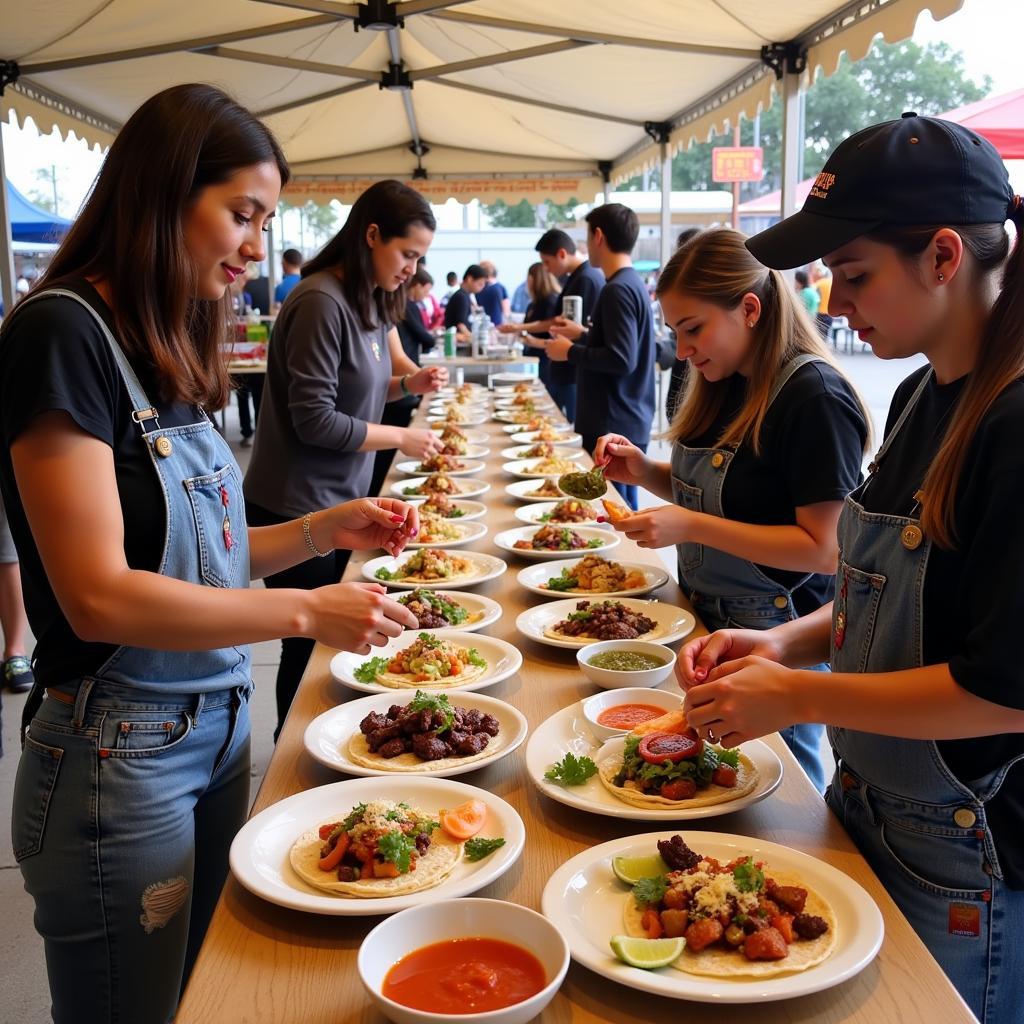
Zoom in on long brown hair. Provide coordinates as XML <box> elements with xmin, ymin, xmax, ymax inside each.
<box><xmin>658</xmin><ymin>228</ymin><xmax>871</xmax><ymax>455</ymax></box>
<box><xmin>526</xmin><ymin>262</ymin><xmax>560</xmax><ymax>302</ymax></box>
<box><xmin>38</xmin><ymin>84</ymin><xmax>289</xmax><ymax>409</ymax></box>
<box><xmin>869</xmin><ymin>215</ymin><xmax>1023</xmax><ymax>548</ymax></box>
<box><xmin>302</xmin><ymin>180</ymin><xmax>436</xmax><ymax>331</ymax></box>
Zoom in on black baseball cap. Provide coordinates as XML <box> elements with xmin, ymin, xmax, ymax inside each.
<box><xmin>746</xmin><ymin>112</ymin><xmax>1015</xmax><ymax>270</ymax></box>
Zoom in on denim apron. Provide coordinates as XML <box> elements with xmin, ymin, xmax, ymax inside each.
<box><xmin>673</xmin><ymin>354</ymin><xmax>827</xmax><ymax>791</ymax></box>
<box><xmin>827</xmin><ymin>368</ymin><xmax>1024</xmax><ymax>1024</ymax></box>
<box><xmin>10</xmin><ymin>289</ymin><xmax>254</xmax><ymax>1024</ymax></box>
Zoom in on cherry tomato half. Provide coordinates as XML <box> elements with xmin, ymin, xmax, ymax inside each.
<box><xmin>638</xmin><ymin>731</ymin><xmax>703</xmax><ymax>764</ymax></box>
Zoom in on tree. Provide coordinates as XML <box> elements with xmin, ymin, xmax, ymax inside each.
<box><xmin>27</xmin><ymin>166</ymin><xmax>63</xmax><ymax>215</ymax></box>
<box><xmin>278</xmin><ymin>199</ymin><xmax>339</xmax><ymax>251</ymax></box>
<box><xmin>481</xmin><ymin>197</ymin><xmax>582</xmax><ymax>228</ymax></box>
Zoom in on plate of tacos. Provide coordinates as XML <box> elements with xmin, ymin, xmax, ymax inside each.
<box><xmin>524</xmin><ymin>700</ymin><xmax>782</xmax><ymax>821</ymax></box>
<box><xmin>229</xmin><ymin>776</ymin><xmax>525</xmax><ymax>916</ymax></box>
<box><xmin>363</xmin><ymin>548</ymin><xmax>507</xmax><ymax>589</ymax></box>
<box><xmin>427</xmin><ymin>411</ymin><xmax>490</xmax><ymax>427</ymax></box>
<box><xmin>516</xmin><ymin>597</ymin><xmax>694</xmax><ymax>649</ymax></box>
<box><xmin>330</xmin><ymin>630</ymin><xmax>523</xmax><ymax>694</ymax></box>
<box><xmin>514</xmin><ymin>499</ymin><xmax>605</xmax><ymax>527</ymax></box>
<box><xmin>541</xmin><ymin>830</ymin><xmax>883</xmax><ymax>1002</ymax></box>
<box><xmin>303</xmin><ymin>689</ymin><xmax>529</xmax><ymax>777</ymax></box>
<box><xmin>517</xmin><ymin>555</ymin><xmax>670</xmax><ymax>598</ymax></box>
<box><xmin>510</xmin><ymin>429</ymin><xmax>583</xmax><ymax>447</ymax></box>
<box><xmin>390</xmin><ymin>589</ymin><xmax>502</xmax><ymax>632</ymax></box>
<box><xmin>395</xmin><ymin>457</ymin><xmax>487</xmax><ymax>477</ymax></box>
<box><xmin>502</xmin><ymin>444</ymin><xmax>586</xmax><ymax>462</ymax></box>
<box><xmin>407</xmin><ymin>496</ymin><xmax>488</xmax><ymax>521</ymax></box>
<box><xmin>426</xmin><ymin>424</ymin><xmax>490</xmax><ymax>444</ymax></box>
<box><xmin>505</xmin><ymin>478</ymin><xmax>568</xmax><ymax>502</ymax></box>
<box><xmin>405</xmin><ymin>517</ymin><xmax>488</xmax><ymax>548</ymax></box>
<box><xmin>494</xmin><ymin>525</ymin><xmax>619</xmax><ymax>560</ymax></box>
<box><xmin>393</xmin><ymin>474</ymin><xmax>490</xmax><ymax>500</ymax></box>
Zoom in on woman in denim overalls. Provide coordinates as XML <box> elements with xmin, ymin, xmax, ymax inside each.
<box><xmin>1</xmin><ymin>86</ymin><xmax>420</xmax><ymax>1024</ymax></box>
<box><xmin>596</xmin><ymin>228</ymin><xmax>870</xmax><ymax>792</ymax></box>
<box><xmin>679</xmin><ymin>116</ymin><xmax>1024</xmax><ymax>1023</ymax></box>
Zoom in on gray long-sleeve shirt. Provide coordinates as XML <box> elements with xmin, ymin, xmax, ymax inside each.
<box><xmin>244</xmin><ymin>270</ymin><xmax>392</xmax><ymax>517</ymax></box>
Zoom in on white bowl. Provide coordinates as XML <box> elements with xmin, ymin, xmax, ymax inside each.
<box><xmin>358</xmin><ymin>898</ymin><xmax>569</xmax><ymax>1024</ymax></box>
<box><xmin>581</xmin><ymin>685</ymin><xmax>683</xmax><ymax>741</ymax></box>
<box><xmin>576</xmin><ymin>639</ymin><xmax>677</xmax><ymax>690</ymax></box>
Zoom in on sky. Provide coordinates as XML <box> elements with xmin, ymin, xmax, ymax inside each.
<box><xmin>3</xmin><ymin>0</ymin><xmax>1022</xmax><ymax>233</ymax></box>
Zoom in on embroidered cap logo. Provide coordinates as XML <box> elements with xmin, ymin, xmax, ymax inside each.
<box><xmin>809</xmin><ymin>171</ymin><xmax>837</xmax><ymax>201</ymax></box>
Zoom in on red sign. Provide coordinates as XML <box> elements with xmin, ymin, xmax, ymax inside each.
<box><xmin>712</xmin><ymin>147</ymin><xmax>764</xmax><ymax>183</ymax></box>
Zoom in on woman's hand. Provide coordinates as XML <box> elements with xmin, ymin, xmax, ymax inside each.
<box><xmin>496</xmin><ymin>322</ymin><xmax>519</xmax><ymax>335</ymax></box>
<box><xmin>322</xmin><ymin>498</ymin><xmax>419</xmax><ymax>556</ymax></box>
<box><xmin>308</xmin><ymin>581</ymin><xmax>418</xmax><ymax>654</ymax></box>
<box><xmin>399</xmin><ymin>428</ymin><xmax>445</xmax><ymax>459</ymax></box>
<box><xmin>676</xmin><ymin>628</ymin><xmax>785</xmax><ymax>689</ymax></box>
<box><xmin>592</xmin><ymin>433</ymin><xmax>650</xmax><ymax>485</ymax></box>
<box><xmin>405</xmin><ymin>365</ymin><xmax>448</xmax><ymax>395</ymax></box>
<box><xmin>683</xmin><ymin>656</ymin><xmax>802</xmax><ymax>748</ymax></box>
<box><xmin>606</xmin><ymin>505</ymin><xmax>691</xmax><ymax>548</ymax></box>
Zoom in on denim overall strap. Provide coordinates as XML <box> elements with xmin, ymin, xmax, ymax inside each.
<box><xmin>672</xmin><ymin>354</ymin><xmax>823</xmax><ymax>613</ymax></box>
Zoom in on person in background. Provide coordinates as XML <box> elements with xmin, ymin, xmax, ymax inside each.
<box><xmin>547</xmin><ymin>205</ymin><xmax>653</xmax><ymax>508</ymax></box>
<box><xmin>0</xmin><ymin>83</ymin><xmax>421</xmax><ymax>1024</ymax></box>
<box><xmin>369</xmin><ymin>265</ymin><xmax>439</xmax><ymax>497</ymax></box>
<box><xmin>476</xmin><ymin>260</ymin><xmax>510</xmax><ymax>325</ymax></box>
<box><xmin>246</xmin><ymin>265</ymin><xmax>270</xmax><ymax>317</ymax></box>
<box><xmin>230</xmin><ymin>271</ymin><xmax>262</xmax><ymax>447</ymax></box>
<box><xmin>499</xmin><ymin>262</ymin><xmax>561</xmax><ymax>389</ymax></box>
<box><xmin>810</xmin><ymin>261</ymin><xmax>834</xmax><ymax>338</ymax></box>
<box><xmin>510</xmin><ymin>278</ymin><xmax>530</xmax><ymax>314</ymax></box>
<box><xmin>443</xmin><ymin>264</ymin><xmax>488</xmax><ymax>341</ymax></box>
<box><xmin>419</xmin><ymin>279</ymin><xmax>444</xmax><ymax>330</ymax></box>
<box><xmin>795</xmin><ymin>270</ymin><xmax>821</xmax><ymax>317</ymax></box>
<box><xmin>664</xmin><ymin>228</ymin><xmax>702</xmax><ymax>423</ymax></box>
<box><xmin>530</xmin><ymin>228</ymin><xmax>605</xmax><ymax>421</ymax></box>
<box><xmin>441</xmin><ymin>271</ymin><xmax>459</xmax><ymax>305</ymax></box>
<box><xmin>680</xmin><ymin>113</ymin><xmax>1024</xmax><ymax>1024</ymax></box>
<box><xmin>273</xmin><ymin>247</ymin><xmax>303</xmax><ymax>310</ymax></box>
<box><xmin>0</xmin><ymin>494</ymin><xmax>33</xmax><ymax>700</ymax></box>
<box><xmin>245</xmin><ymin>180</ymin><xmax>447</xmax><ymax>738</ymax></box>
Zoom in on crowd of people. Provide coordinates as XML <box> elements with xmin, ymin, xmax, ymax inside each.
<box><xmin>0</xmin><ymin>81</ymin><xmax>1022</xmax><ymax>1024</ymax></box>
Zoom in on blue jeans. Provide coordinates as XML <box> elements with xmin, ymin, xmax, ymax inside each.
<box><xmin>13</xmin><ymin>682</ymin><xmax>252</xmax><ymax>1023</ymax></box>
<box><xmin>546</xmin><ymin>378</ymin><xmax>577</xmax><ymax>422</ymax></box>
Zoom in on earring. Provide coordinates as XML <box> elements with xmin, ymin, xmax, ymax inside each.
<box><xmin>747</xmin><ymin>320</ymin><xmax>755</xmax><ymax>328</ymax></box>
<box><xmin>937</xmin><ymin>273</ymin><xmax>945</xmax><ymax>282</ymax></box>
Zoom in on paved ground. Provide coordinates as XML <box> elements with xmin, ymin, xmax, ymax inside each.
<box><xmin>0</xmin><ymin>346</ymin><xmax>926</xmax><ymax>1022</ymax></box>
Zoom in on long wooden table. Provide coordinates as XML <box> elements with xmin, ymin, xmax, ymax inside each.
<box><xmin>178</xmin><ymin>393</ymin><xmax>975</xmax><ymax>1023</ymax></box>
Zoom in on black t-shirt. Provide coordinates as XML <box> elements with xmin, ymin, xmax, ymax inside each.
<box><xmin>443</xmin><ymin>288</ymin><xmax>473</xmax><ymax>330</ymax></box>
<box><xmin>861</xmin><ymin>367</ymin><xmax>1024</xmax><ymax>886</ymax></box>
<box><xmin>390</xmin><ymin>300</ymin><xmax>436</xmax><ymax>411</ymax></box>
<box><xmin>685</xmin><ymin>361</ymin><xmax>868</xmax><ymax>615</ymax></box>
<box><xmin>0</xmin><ymin>281</ymin><xmax>206</xmax><ymax>688</ymax></box>
<box><xmin>525</xmin><ymin>292</ymin><xmax>561</xmax><ymax>381</ymax></box>
<box><xmin>552</xmin><ymin>260</ymin><xmax>604</xmax><ymax>386</ymax></box>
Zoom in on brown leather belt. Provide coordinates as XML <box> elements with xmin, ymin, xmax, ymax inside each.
<box><xmin>45</xmin><ymin>688</ymin><xmax>75</xmax><ymax>705</ymax></box>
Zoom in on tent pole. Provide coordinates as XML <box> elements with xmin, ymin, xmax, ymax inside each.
<box><xmin>779</xmin><ymin>65</ymin><xmax>803</xmax><ymax>223</ymax></box>
<box><xmin>659</xmin><ymin>140</ymin><xmax>672</xmax><ymax>271</ymax></box>
<box><xmin>0</xmin><ymin>121</ymin><xmax>15</xmax><ymax>314</ymax></box>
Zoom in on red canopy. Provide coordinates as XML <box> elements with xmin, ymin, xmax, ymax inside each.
<box><xmin>940</xmin><ymin>88</ymin><xmax>1024</xmax><ymax>160</ymax></box>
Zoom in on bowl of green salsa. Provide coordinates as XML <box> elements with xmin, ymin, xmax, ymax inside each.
<box><xmin>576</xmin><ymin>639</ymin><xmax>677</xmax><ymax>689</ymax></box>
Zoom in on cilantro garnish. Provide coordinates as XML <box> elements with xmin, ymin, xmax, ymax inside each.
<box><xmin>733</xmin><ymin>857</ymin><xmax>765</xmax><ymax>893</ymax></box>
<box><xmin>632</xmin><ymin>875</ymin><xmax>668</xmax><ymax>906</ymax></box>
<box><xmin>354</xmin><ymin>656</ymin><xmax>389</xmax><ymax>683</ymax></box>
<box><xmin>340</xmin><ymin>803</ymin><xmax>367</xmax><ymax>832</ymax></box>
<box><xmin>467</xmin><ymin>648</ymin><xmax>487</xmax><ymax>668</ymax></box>
<box><xmin>464</xmin><ymin>837</ymin><xmax>506</xmax><ymax>861</ymax></box>
<box><xmin>406</xmin><ymin>690</ymin><xmax>455</xmax><ymax>732</ymax></box>
<box><xmin>374</xmin><ymin>567</ymin><xmax>399</xmax><ymax>581</ymax></box>
<box><xmin>377</xmin><ymin>830</ymin><xmax>416</xmax><ymax>873</ymax></box>
<box><xmin>717</xmin><ymin>747</ymin><xmax>740</xmax><ymax>768</ymax></box>
<box><xmin>544</xmin><ymin>752</ymin><xmax>598</xmax><ymax>786</ymax></box>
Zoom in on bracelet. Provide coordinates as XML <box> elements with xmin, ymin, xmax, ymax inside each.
<box><xmin>302</xmin><ymin>511</ymin><xmax>331</xmax><ymax>558</ymax></box>
<box><xmin>400</xmin><ymin>373</ymin><xmax>412</xmax><ymax>396</ymax></box>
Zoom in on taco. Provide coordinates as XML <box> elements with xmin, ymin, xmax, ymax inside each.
<box><xmin>621</xmin><ymin>835</ymin><xmax>837</xmax><ymax>977</ymax></box>
<box><xmin>397</xmin><ymin>589</ymin><xmax>478</xmax><ymax>629</ymax></box>
<box><xmin>597</xmin><ymin>709</ymin><xmax>758</xmax><ymax>809</ymax></box>
<box><xmin>543</xmin><ymin>599</ymin><xmax>659</xmax><ymax>642</ymax></box>
<box><xmin>354</xmin><ymin>632</ymin><xmax>489</xmax><ymax>689</ymax></box>
<box><xmin>375</xmin><ymin>548</ymin><xmax>478</xmax><ymax>586</ymax></box>
<box><xmin>541</xmin><ymin>554</ymin><xmax>647</xmax><ymax>594</ymax></box>
<box><xmin>415</xmin><ymin>515</ymin><xmax>467</xmax><ymax>546</ymax></box>
<box><xmin>347</xmin><ymin>691</ymin><xmax>502</xmax><ymax>772</ymax></box>
<box><xmin>290</xmin><ymin>799</ymin><xmax>461</xmax><ymax>898</ymax></box>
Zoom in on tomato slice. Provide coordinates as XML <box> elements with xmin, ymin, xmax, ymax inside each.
<box><xmin>638</xmin><ymin>731</ymin><xmax>703</xmax><ymax>764</ymax></box>
<box><xmin>439</xmin><ymin>798</ymin><xmax>487</xmax><ymax>840</ymax></box>
<box><xmin>318</xmin><ymin>832</ymin><xmax>350</xmax><ymax>872</ymax></box>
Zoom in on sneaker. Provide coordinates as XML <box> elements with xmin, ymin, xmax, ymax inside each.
<box><xmin>3</xmin><ymin>655</ymin><xmax>34</xmax><ymax>694</ymax></box>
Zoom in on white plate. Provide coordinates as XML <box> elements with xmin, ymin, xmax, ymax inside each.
<box><xmin>434</xmin><ymin>445</ymin><xmax>491</xmax><ymax>460</ymax></box>
<box><xmin>525</xmin><ymin>703</ymin><xmax>783</xmax><ymax>820</ymax></box>
<box><xmin>330</xmin><ymin>630</ymin><xmax>523</xmax><ymax>694</ymax></box>
<box><xmin>502</xmin><ymin>422</ymin><xmax>566</xmax><ymax>435</ymax></box>
<box><xmin>517</xmin><ymin>557</ymin><xmax>670</xmax><ymax>598</ymax></box>
<box><xmin>392</xmin><ymin>477</ymin><xmax>491</xmax><ymax>499</ymax></box>
<box><xmin>516</xmin><ymin>597</ymin><xmax>695</xmax><ymax>649</ymax></box>
<box><xmin>494</xmin><ymin>410</ymin><xmax>555</xmax><ymax>424</ymax></box>
<box><xmin>494</xmin><ymin>525</ymin><xmax>620</xmax><ymax>560</ymax></box>
<box><xmin>405</xmin><ymin>520</ymin><xmax>489</xmax><ymax>549</ymax></box>
<box><xmin>511</xmin><ymin>431</ymin><xmax>583</xmax><ymax>447</ymax></box>
<box><xmin>505</xmin><ymin>479</ymin><xmax>575</xmax><ymax>502</ymax></box>
<box><xmin>363</xmin><ymin>550</ymin><xmax>507</xmax><ymax>590</ymax></box>
<box><xmin>230</xmin><ymin>776</ymin><xmax>525</xmax><ymax>916</ymax></box>
<box><xmin>494</xmin><ymin>397</ymin><xmax>555</xmax><ymax>411</ymax></box>
<box><xmin>494</xmin><ymin>385</ymin><xmax>545</xmax><ymax>396</ymax></box>
<box><xmin>503</xmin><ymin>458</ymin><xmax>584</xmax><ymax>479</ymax></box>
<box><xmin>304</xmin><ymin>690</ymin><xmax>528</xmax><ymax>778</ymax></box>
<box><xmin>502</xmin><ymin>446</ymin><xmax>586</xmax><ymax>462</ymax></box>
<box><xmin>388</xmin><ymin>589</ymin><xmax>502</xmax><ymax>633</ymax></box>
<box><xmin>427</xmin><ymin>427</ymin><xmax>490</xmax><ymax>444</ymax></box>
<box><xmin>427</xmin><ymin>414</ymin><xmax>490</xmax><ymax>427</ymax></box>
<box><xmin>395</xmin><ymin>459</ymin><xmax>486</xmax><ymax>477</ymax></box>
<box><xmin>407</xmin><ymin>498</ymin><xmax>488</xmax><ymax>521</ymax></box>
<box><xmin>541</xmin><ymin>830</ymin><xmax>883</xmax><ymax>1003</ymax></box>
<box><xmin>437</xmin><ymin>385</ymin><xmax>487</xmax><ymax>396</ymax></box>
<box><xmin>514</xmin><ymin>501</ymin><xmax>605</xmax><ymax>527</ymax></box>
<box><xmin>428</xmin><ymin>402</ymin><xmax>491</xmax><ymax>417</ymax></box>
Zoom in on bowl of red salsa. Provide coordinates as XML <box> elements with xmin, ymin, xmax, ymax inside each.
<box><xmin>576</xmin><ymin>639</ymin><xmax>677</xmax><ymax>690</ymax></box>
<box><xmin>581</xmin><ymin>685</ymin><xmax>683</xmax><ymax>741</ymax></box>
<box><xmin>358</xmin><ymin>897</ymin><xmax>569</xmax><ymax>1023</ymax></box>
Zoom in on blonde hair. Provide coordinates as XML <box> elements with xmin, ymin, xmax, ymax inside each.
<box><xmin>526</xmin><ymin>262</ymin><xmax>561</xmax><ymax>302</ymax></box>
<box><xmin>658</xmin><ymin>228</ymin><xmax>872</xmax><ymax>456</ymax></box>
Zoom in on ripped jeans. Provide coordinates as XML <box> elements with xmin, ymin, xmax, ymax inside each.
<box><xmin>12</xmin><ymin>680</ymin><xmax>251</xmax><ymax>1024</ymax></box>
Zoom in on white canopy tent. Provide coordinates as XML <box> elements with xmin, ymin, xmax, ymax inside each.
<box><xmin>1</xmin><ymin>0</ymin><xmax>962</xmax><ymax>309</ymax></box>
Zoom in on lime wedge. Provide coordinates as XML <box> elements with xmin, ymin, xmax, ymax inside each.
<box><xmin>609</xmin><ymin>935</ymin><xmax>685</xmax><ymax>969</ymax></box>
<box><xmin>611</xmin><ymin>855</ymin><xmax>669</xmax><ymax>885</ymax></box>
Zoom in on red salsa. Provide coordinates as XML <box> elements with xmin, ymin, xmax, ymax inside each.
<box><xmin>382</xmin><ymin>937</ymin><xmax>547</xmax><ymax>1014</ymax></box>
<box><xmin>596</xmin><ymin>703</ymin><xmax>668</xmax><ymax>730</ymax></box>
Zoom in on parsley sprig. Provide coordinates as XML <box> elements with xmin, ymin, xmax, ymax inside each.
<box><xmin>544</xmin><ymin>752</ymin><xmax>598</xmax><ymax>786</ymax></box>
<box><xmin>464</xmin><ymin>837</ymin><xmax>506</xmax><ymax>861</ymax></box>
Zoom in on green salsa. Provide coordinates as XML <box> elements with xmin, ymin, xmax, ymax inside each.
<box><xmin>589</xmin><ymin>651</ymin><xmax>666</xmax><ymax>672</ymax></box>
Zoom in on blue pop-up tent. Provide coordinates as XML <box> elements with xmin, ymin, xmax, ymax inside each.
<box><xmin>7</xmin><ymin>180</ymin><xmax>73</xmax><ymax>243</ymax></box>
